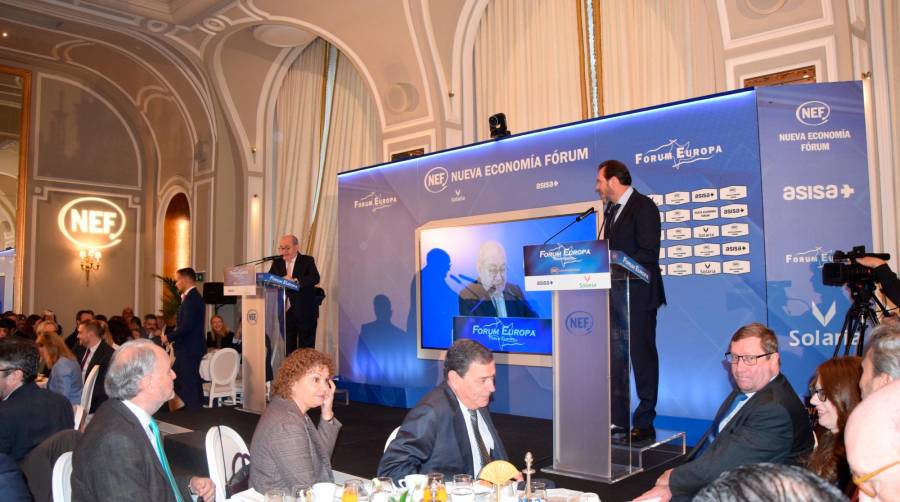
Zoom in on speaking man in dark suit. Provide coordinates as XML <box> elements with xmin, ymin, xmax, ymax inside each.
<box><xmin>269</xmin><ymin>234</ymin><xmax>322</xmax><ymax>352</ymax></box>
<box><xmin>636</xmin><ymin>323</ymin><xmax>814</xmax><ymax>502</ymax></box>
<box><xmin>377</xmin><ymin>339</ymin><xmax>510</xmax><ymax>480</ymax></box>
<box><xmin>458</xmin><ymin>240</ymin><xmax>537</xmax><ymax>318</ymax></box>
<box><xmin>596</xmin><ymin>159</ymin><xmax>666</xmax><ymax>442</ymax></box>
<box><xmin>71</xmin><ymin>339</ymin><xmax>215</xmax><ymax>501</ymax></box>
<box><xmin>72</xmin><ymin>320</ymin><xmax>115</xmax><ymax>413</ymax></box>
<box><xmin>0</xmin><ymin>340</ymin><xmax>74</xmax><ymax>462</ymax></box>
<box><xmin>169</xmin><ymin>267</ymin><xmax>206</xmax><ymax>410</ymax></box>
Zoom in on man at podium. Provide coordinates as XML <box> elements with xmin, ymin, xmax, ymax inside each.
<box><xmin>596</xmin><ymin>159</ymin><xmax>666</xmax><ymax>443</ymax></box>
<box><xmin>458</xmin><ymin>240</ymin><xmax>536</xmax><ymax>318</ymax></box>
<box><xmin>269</xmin><ymin>234</ymin><xmax>321</xmax><ymax>352</ymax></box>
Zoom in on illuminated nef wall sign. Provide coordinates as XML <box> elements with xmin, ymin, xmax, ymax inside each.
<box><xmin>57</xmin><ymin>197</ymin><xmax>127</xmax><ymax>250</ymax></box>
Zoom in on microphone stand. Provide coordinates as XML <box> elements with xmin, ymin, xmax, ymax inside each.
<box><xmin>543</xmin><ymin>208</ymin><xmax>596</xmax><ymax>245</ymax></box>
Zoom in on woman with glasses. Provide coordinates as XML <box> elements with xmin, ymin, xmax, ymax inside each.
<box><xmin>805</xmin><ymin>356</ymin><xmax>862</xmax><ymax>495</ymax></box>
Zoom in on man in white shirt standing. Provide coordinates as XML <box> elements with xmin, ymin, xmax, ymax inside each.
<box><xmin>377</xmin><ymin>339</ymin><xmax>511</xmax><ymax>480</ymax></box>
<box><xmin>71</xmin><ymin>339</ymin><xmax>215</xmax><ymax>502</ymax></box>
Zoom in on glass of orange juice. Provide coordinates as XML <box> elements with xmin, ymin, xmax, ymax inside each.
<box><xmin>342</xmin><ymin>480</ymin><xmax>361</xmax><ymax>502</ymax></box>
<box><xmin>423</xmin><ymin>473</ymin><xmax>447</xmax><ymax>502</ymax></box>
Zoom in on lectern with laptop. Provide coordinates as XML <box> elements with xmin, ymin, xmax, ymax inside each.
<box><xmin>521</xmin><ymin>239</ymin><xmax>685</xmax><ymax>482</ymax></box>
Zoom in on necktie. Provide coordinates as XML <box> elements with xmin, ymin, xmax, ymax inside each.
<box><xmin>149</xmin><ymin>419</ymin><xmax>184</xmax><ymax>502</ymax></box>
<box><xmin>80</xmin><ymin>348</ymin><xmax>91</xmax><ymax>369</ymax></box>
<box><xmin>602</xmin><ymin>203</ymin><xmax>620</xmax><ymax>239</ymax></box>
<box><xmin>469</xmin><ymin>409</ymin><xmax>492</xmax><ymax>471</ymax></box>
<box><xmin>714</xmin><ymin>393</ymin><xmax>748</xmax><ymax>437</ymax></box>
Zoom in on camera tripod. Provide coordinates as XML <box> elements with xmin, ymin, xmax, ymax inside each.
<box><xmin>833</xmin><ymin>282</ymin><xmax>889</xmax><ymax>357</ymax></box>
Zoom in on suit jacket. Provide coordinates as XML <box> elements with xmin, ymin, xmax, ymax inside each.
<box><xmin>249</xmin><ymin>396</ymin><xmax>341</xmax><ymax>493</ymax></box>
<box><xmin>0</xmin><ymin>381</ymin><xmax>74</xmax><ymax>462</ymax></box>
<box><xmin>874</xmin><ymin>264</ymin><xmax>900</xmax><ymax>307</ymax></box>
<box><xmin>21</xmin><ymin>429</ymin><xmax>80</xmax><ymax>502</ymax></box>
<box><xmin>458</xmin><ymin>283</ymin><xmax>537</xmax><ymax>318</ymax></box>
<box><xmin>0</xmin><ymin>453</ymin><xmax>30</xmax><ymax>502</ymax></box>
<box><xmin>71</xmin><ymin>400</ymin><xmax>191</xmax><ymax>502</ymax></box>
<box><xmin>606</xmin><ymin>189</ymin><xmax>666</xmax><ymax>310</ymax></box>
<box><xmin>269</xmin><ymin>254</ymin><xmax>321</xmax><ymax>328</ymax></box>
<box><xmin>668</xmin><ymin>373</ymin><xmax>814</xmax><ymax>499</ymax></box>
<box><xmin>48</xmin><ymin>357</ymin><xmax>84</xmax><ymax>405</ymax></box>
<box><xmin>170</xmin><ymin>288</ymin><xmax>206</xmax><ymax>363</ymax></box>
<box><xmin>377</xmin><ymin>382</ymin><xmax>508</xmax><ymax>480</ymax></box>
<box><xmin>73</xmin><ymin>341</ymin><xmax>114</xmax><ymax>413</ymax></box>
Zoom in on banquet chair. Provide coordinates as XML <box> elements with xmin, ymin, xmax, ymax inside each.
<box><xmin>51</xmin><ymin>451</ymin><xmax>73</xmax><ymax>502</ymax></box>
<box><xmin>205</xmin><ymin>425</ymin><xmax>249</xmax><ymax>502</ymax></box>
<box><xmin>384</xmin><ymin>426</ymin><xmax>400</xmax><ymax>452</ymax></box>
<box><xmin>72</xmin><ymin>405</ymin><xmax>85</xmax><ymax>431</ymax></box>
<box><xmin>79</xmin><ymin>366</ymin><xmax>99</xmax><ymax>419</ymax></box>
<box><xmin>202</xmin><ymin>348</ymin><xmax>240</xmax><ymax>407</ymax></box>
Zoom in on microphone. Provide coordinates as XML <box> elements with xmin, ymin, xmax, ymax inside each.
<box><xmin>543</xmin><ymin>207</ymin><xmax>597</xmax><ymax>245</ymax></box>
<box><xmin>260</xmin><ymin>254</ymin><xmax>281</xmax><ymax>261</ymax></box>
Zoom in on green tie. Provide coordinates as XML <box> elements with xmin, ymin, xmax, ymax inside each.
<box><xmin>149</xmin><ymin>419</ymin><xmax>184</xmax><ymax>502</ymax></box>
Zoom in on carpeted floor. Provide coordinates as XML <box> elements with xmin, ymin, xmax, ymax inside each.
<box><xmin>155</xmin><ymin>401</ymin><xmax>685</xmax><ymax>502</ymax></box>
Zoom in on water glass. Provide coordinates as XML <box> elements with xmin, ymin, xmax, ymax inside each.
<box><xmin>527</xmin><ymin>481</ymin><xmax>546</xmax><ymax>502</ymax></box>
<box><xmin>265</xmin><ymin>489</ymin><xmax>286</xmax><ymax>502</ymax></box>
<box><xmin>292</xmin><ymin>484</ymin><xmax>312</xmax><ymax>502</ymax></box>
<box><xmin>452</xmin><ymin>474</ymin><xmax>473</xmax><ymax>487</ymax></box>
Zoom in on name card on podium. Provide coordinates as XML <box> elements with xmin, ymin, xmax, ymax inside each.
<box><xmin>523</xmin><ymin>239</ymin><xmax>610</xmax><ymax>291</ymax></box>
<box><xmin>224</xmin><ymin>265</ymin><xmax>257</xmax><ymax>296</ymax></box>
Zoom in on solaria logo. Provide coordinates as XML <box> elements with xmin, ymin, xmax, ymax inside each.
<box><xmin>57</xmin><ymin>197</ymin><xmax>127</xmax><ymax>250</ymax></box>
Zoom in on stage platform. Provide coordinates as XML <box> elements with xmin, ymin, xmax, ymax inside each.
<box><xmin>154</xmin><ymin>401</ymin><xmax>684</xmax><ymax>502</ymax></box>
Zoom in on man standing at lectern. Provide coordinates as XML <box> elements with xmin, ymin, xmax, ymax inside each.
<box><xmin>596</xmin><ymin>159</ymin><xmax>665</xmax><ymax>443</ymax></box>
<box><xmin>270</xmin><ymin>234</ymin><xmax>321</xmax><ymax>352</ymax></box>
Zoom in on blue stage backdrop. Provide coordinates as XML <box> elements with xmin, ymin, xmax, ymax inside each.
<box><xmin>337</xmin><ymin>82</ymin><xmax>870</xmax><ymax>432</ymax></box>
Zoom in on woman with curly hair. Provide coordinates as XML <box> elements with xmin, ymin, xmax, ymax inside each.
<box><xmin>249</xmin><ymin>348</ymin><xmax>340</xmax><ymax>494</ymax></box>
<box><xmin>806</xmin><ymin>355</ymin><xmax>862</xmax><ymax>495</ymax></box>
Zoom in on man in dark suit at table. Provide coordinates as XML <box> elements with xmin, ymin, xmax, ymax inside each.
<box><xmin>169</xmin><ymin>267</ymin><xmax>206</xmax><ymax>410</ymax></box>
<box><xmin>377</xmin><ymin>339</ymin><xmax>510</xmax><ymax>480</ymax></box>
<box><xmin>596</xmin><ymin>159</ymin><xmax>666</xmax><ymax>443</ymax></box>
<box><xmin>635</xmin><ymin>323</ymin><xmax>814</xmax><ymax>502</ymax></box>
<box><xmin>0</xmin><ymin>339</ymin><xmax>74</xmax><ymax>462</ymax></box>
<box><xmin>71</xmin><ymin>339</ymin><xmax>215</xmax><ymax>502</ymax></box>
<box><xmin>269</xmin><ymin>234</ymin><xmax>321</xmax><ymax>352</ymax></box>
<box><xmin>458</xmin><ymin>240</ymin><xmax>537</xmax><ymax>318</ymax></box>
<box><xmin>73</xmin><ymin>319</ymin><xmax>115</xmax><ymax>413</ymax></box>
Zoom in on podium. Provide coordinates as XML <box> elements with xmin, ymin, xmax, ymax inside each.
<box><xmin>523</xmin><ymin>240</ymin><xmax>684</xmax><ymax>482</ymax></box>
<box><xmin>224</xmin><ymin>266</ymin><xmax>299</xmax><ymax>414</ymax></box>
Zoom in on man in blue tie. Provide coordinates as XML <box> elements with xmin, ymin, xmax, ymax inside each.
<box><xmin>71</xmin><ymin>339</ymin><xmax>215</xmax><ymax>502</ymax></box>
<box><xmin>636</xmin><ymin>323</ymin><xmax>814</xmax><ymax>502</ymax></box>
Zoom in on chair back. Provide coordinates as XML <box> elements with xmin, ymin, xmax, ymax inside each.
<box><xmin>72</xmin><ymin>405</ymin><xmax>85</xmax><ymax>431</ymax></box>
<box><xmin>51</xmin><ymin>451</ymin><xmax>73</xmax><ymax>502</ymax></box>
<box><xmin>384</xmin><ymin>426</ymin><xmax>401</xmax><ymax>452</ymax></box>
<box><xmin>209</xmin><ymin>348</ymin><xmax>240</xmax><ymax>384</ymax></box>
<box><xmin>205</xmin><ymin>425</ymin><xmax>249</xmax><ymax>501</ymax></box>
<box><xmin>79</xmin><ymin>366</ymin><xmax>99</xmax><ymax>413</ymax></box>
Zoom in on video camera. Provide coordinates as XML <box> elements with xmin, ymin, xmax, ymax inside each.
<box><xmin>821</xmin><ymin>245</ymin><xmax>891</xmax><ymax>287</ymax></box>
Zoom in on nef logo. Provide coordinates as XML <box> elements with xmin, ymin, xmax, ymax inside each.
<box><xmin>795</xmin><ymin>101</ymin><xmax>830</xmax><ymax>126</ymax></box>
<box><xmin>424</xmin><ymin>166</ymin><xmax>448</xmax><ymax>193</ymax></box>
<box><xmin>57</xmin><ymin>197</ymin><xmax>127</xmax><ymax>250</ymax></box>
<box><xmin>565</xmin><ymin>311</ymin><xmax>593</xmax><ymax>336</ymax></box>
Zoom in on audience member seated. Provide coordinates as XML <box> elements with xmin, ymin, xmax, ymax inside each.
<box><xmin>40</xmin><ymin>309</ymin><xmax>63</xmax><ymax>335</ymax></box>
<box><xmin>0</xmin><ymin>318</ymin><xmax>17</xmax><ymax>340</ymax></box>
<box><xmin>36</xmin><ymin>331</ymin><xmax>84</xmax><ymax>405</ymax></box>
<box><xmin>72</xmin><ymin>320</ymin><xmax>115</xmax><ymax>413</ymax></box>
<box><xmin>107</xmin><ymin>317</ymin><xmax>132</xmax><ymax>347</ymax></box>
<box><xmin>65</xmin><ymin>310</ymin><xmax>93</xmax><ymax>350</ymax></box>
<box><xmin>22</xmin><ymin>314</ymin><xmax>40</xmax><ymax>341</ymax></box>
<box><xmin>859</xmin><ymin>323</ymin><xmax>900</xmax><ymax>399</ymax></box>
<box><xmin>71</xmin><ymin>339</ymin><xmax>215</xmax><ymax>502</ymax></box>
<box><xmin>845</xmin><ymin>379</ymin><xmax>900</xmax><ymax>501</ymax></box>
<box><xmin>21</xmin><ymin>429</ymin><xmax>80</xmax><ymax>502</ymax></box>
<box><xmin>693</xmin><ymin>463</ymin><xmax>845</xmax><ymax>502</ymax></box>
<box><xmin>250</xmin><ymin>348</ymin><xmax>340</xmax><ymax>493</ymax></box>
<box><xmin>232</xmin><ymin>326</ymin><xmax>274</xmax><ymax>382</ymax></box>
<box><xmin>206</xmin><ymin>315</ymin><xmax>236</xmax><ymax>350</ymax></box>
<box><xmin>0</xmin><ymin>453</ymin><xmax>31</xmax><ymax>502</ymax></box>
<box><xmin>805</xmin><ymin>356</ymin><xmax>862</xmax><ymax>495</ymax></box>
<box><xmin>378</xmin><ymin>339</ymin><xmax>511</xmax><ymax>480</ymax></box>
<box><xmin>35</xmin><ymin>319</ymin><xmax>59</xmax><ymax>339</ymax></box>
<box><xmin>0</xmin><ymin>339</ymin><xmax>74</xmax><ymax>462</ymax></box>
<box><xmin>636</xmin><ymin>323</ymin><xmax>814</xmax><ymax>501</ymax></box>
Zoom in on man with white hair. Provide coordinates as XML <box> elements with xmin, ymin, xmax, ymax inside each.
<box><xmin>71</xmin><ymin>339</ymin><xmax>215</xmax><ymax>502</ymax></box>
<box><xmin>859</xmin><ymin>323</ymin><xmax>900</xmax><ymax>399</ymax></box>
<box><xmin>845</xmin><ymin>379</ymin><xmax>900</xmax><ymax>501</ymax></box>
<box><xmin>458</xmin><ymin>240</ymin><xmax>536</xmax><ymax>318</ymax></box>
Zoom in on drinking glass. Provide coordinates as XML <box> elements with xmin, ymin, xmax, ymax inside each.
<box><xmin>452</xmin><ymin>474</ymin><xmax>472</xmax><ymax>487</ymax></box>
<box><xmin>265</xmin><ymin>489</ymin><xmax>286</xmax><ymax>502</ymax></box>
<box><xmin>342</xmin><ymin>480</ymin><xmax>361</xmax><ymax>502</ymax></box>
<box><xmin>423</xmin><ymin>472</ymin><xmax>447</xmax><ymax>502</ymax></box>
<box><xmin>527</xmin><ymin>481</ymin><xmax>546</xmax><ymax>502</ymax></box>
<box><xmin>292</xmin><ymin>484</ymin><xmax>312</xmax><ymax>502</ymax></box>
<box><xmin>449</xmin><ymin>475</ymin><xmax>474</xmax><ymax>502</ymax></box>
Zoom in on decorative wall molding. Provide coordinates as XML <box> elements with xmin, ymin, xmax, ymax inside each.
<box><xmin>725</xmin><ymin>36</ymin><xmax>837</xmax><ymax>89</ymax></box>
<box><xmin>716</xmin><ymin>0</ymin><xmax>834</xmax><ymax>50</ymax></box>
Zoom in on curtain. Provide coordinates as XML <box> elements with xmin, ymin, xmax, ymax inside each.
<box><xmin>599</xmin><ymin>0</ymin><xmax>717</xmax><ymax>114</ymax></box>
<box><xmin>311</xmin><ymin>53</ymin><xmax>380</xmax><ymax>356</ymax></box>
<box><xmin>273</xmin><ymin>39</ymin><xmax>327</xmax><ymax>250</ymax></box>
<box><xmin>473</xmin><ymin>0</ymin><xmax>584</xmax><ymax>140</ymax></box>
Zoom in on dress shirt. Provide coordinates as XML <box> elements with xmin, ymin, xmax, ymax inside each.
<box><xmin>490</xmin><ymin>292</ymin><xmax>507</xmax><ymax>317</ymax></box>
<box><xmin>80</xmin><ymin>341</ymin><xmax>101</xmax><ymax>381</ymax></box>
<box><xmin>121</xmin><ymin>400</ymin><xmax>162</xmax><ymax>459</ymax></box>
<box><xmin>180</xmin><ymin>286</ymin><xmax>196</xmax><ymax>301</ymax></box>
<box><xmin>456</xmin><ymin>398</ymin><xmax>494</xmax><ymax>475</ymax></box>
<box><xmin>612</xmin><ymin>186</ymin><xmax>634</xmax><ymax>223</ymax></box>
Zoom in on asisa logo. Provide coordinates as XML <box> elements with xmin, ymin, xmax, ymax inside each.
<box><xmin>795</xmin><ymin>101</ymin><xmax>830</xmax><ymax>126</ymax></box>
<box><xmin>423</xmin><ymin>166</ymin><xmax>448</xmax><ymax>193</ymax></box>
<box><xmin>633</xmin><ymin>139</ymin><xmax>723</xmax><ymax>169</ymax></box>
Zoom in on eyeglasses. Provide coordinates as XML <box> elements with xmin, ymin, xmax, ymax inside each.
<box><xmin>724</xmin><ymin>352</ymin><xmax>775</xmax><ymax>365</ymax></box>
<box><xmin>853</xmin><ymin>458</ymin><xmax>900</xmax><ymax>497</ymax></box>
<box><xmin>809</xmin><ymin>386</ymin><xmax>827</xmax><ymax>402</ymax></box>
<box><xmin>0</xmin><ymin>367</ymin><xmax>18</xmax><ymax>374</ymax></box>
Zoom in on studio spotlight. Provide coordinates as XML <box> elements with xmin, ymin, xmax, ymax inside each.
<box><xmin>489</xmin><ymin>112</ymin><xmax>510</xmax><ymax>139</ymax></box>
